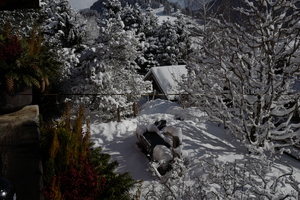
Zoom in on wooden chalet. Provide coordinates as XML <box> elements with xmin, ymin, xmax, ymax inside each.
<box><xmin>144</xmin><ymin>65</ymin><xmax>187</xmax><ymax>101</ymax></box>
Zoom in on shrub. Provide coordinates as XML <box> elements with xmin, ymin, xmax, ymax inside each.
<box><xmin>0</xmin><ymin>22</ymin><xmax>61</xmax><ymax>95</ymax></box>
<box><xmin>144</xmin><ymin>154</ymin><xmax>300</xmax><ymax>199</ymax></box>
<box><xmin>40</xmin><ymin>103</ymin><xmax>135</xmax><ymax>200</ymax></box>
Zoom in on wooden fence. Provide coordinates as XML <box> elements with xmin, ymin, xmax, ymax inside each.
<box><xmin>117</xmin><ymin>102</ymin><xmax>138</xmax><ymax>122</ymax></box>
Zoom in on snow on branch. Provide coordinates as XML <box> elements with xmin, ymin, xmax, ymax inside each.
<box><xmin>182</xmin><ymin>0</ymin><xmax>300</xmax><ymax>153</ymax></box>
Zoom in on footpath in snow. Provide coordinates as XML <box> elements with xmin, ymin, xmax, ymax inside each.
<box><xmin>89</xmin><ymin>99</ymin><xmax>300</xmax><ymax>198</ymax></box>
<box><xmin>90</xmin><ymin>99</ymin><xmax>300</xmax><ymax>176</ymax></box>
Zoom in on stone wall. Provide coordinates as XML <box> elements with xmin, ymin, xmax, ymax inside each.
<box><xmin>0</xmin><ymin>105</ymin><xmax>43</xmax><ymax>200</ymax></box>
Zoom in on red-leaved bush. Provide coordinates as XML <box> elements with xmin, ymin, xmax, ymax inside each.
<box><xmin>0</xmin><ymin>36</ymin><xmax>22</xmax><ymax>62</ymax></box>
<box><xmin>41</xmin><ymin>105</ymin><xmax>134</xmax><ymax>200</ymax></box>
<box><xmin>58</xmin><ymin>156</ymin><xmax>106</xmax><ymax>200</ymax></box>
<box><xmin>43</xmin><ymin>156</ymin><xmax>107</xmax><ymax>200</ymax></box>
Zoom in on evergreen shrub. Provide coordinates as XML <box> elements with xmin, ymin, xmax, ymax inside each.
<box><xmin>40</xmin><ymin>104</ymin><xmax>135</xmax><ymax>200</ymax></box>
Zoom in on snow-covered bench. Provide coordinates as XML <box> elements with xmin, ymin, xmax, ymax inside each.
<box><xmin>136</xmin><ymin>120</ymin><xmax>183</xmax><ymax>175</ymax></box>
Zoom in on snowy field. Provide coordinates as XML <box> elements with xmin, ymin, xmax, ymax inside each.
<box><xmin>89</xmin><ymin>99</ymin><xmax>300</xmax><ymax>199</ymax></box>
<box><xmin>154</xmin><ymin>6</ymin><xmax>179</xmax><ymax>24</ymax></box>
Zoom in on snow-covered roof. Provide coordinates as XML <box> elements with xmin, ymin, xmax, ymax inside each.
<box><xmin>145</xmin><ymin>65</ymin><xmax>187</xmax><ymax>100</ymax></box>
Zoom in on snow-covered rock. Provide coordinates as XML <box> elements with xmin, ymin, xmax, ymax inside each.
<box><xmin>173</xmin><ymin>145</ymin><xmax>183</xmax><ymax>158</ymax></box>
<box><xmin>164</xmin><ymin>126</ymin><xmax>182</xmax><ymax>143</ymax></box>
<box><xmin>153</xmin><ymin>145</ymin><xmax>173</xmax><ymax>163</ymax></box>
<box><xmin>147</xmin><ymin>124</ymin><xmax>160</xmax><ymax>133</ymax></box>
<box><xmin>136</xmin><ymin>124</ymin><xmax>147</xmax><ymax>137</ymax></box>
<box><xmin>166</xmin><ymin>106</ymin><xmax>185</xmax><ymax>118</ymax></box>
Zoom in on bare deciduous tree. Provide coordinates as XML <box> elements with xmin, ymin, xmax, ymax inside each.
<box><xmin>183</xmin><ymin>0</ymin><xmax>300</xmax><ymax>153</ymax></box>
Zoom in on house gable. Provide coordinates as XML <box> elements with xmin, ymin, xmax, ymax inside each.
<box><xmin>144</xmin><ymin>65</ymin><xmax>187</xmax><ymax>101</ymax></box>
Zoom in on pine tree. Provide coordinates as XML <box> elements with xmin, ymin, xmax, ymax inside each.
<box><xmin>42</xmin><ymin>0</ymin><xmax>87</xmax><ymax>49</ymax></box>
<box><xmin>163</xmin><ymin>1</ymin><xmax>172</xmax><ymax>15</ymax></box>
<box><xmin>102</xmin><ymin>0</ymin><xmax>123</xmax><ymax>19</ymax></box>
<box><xmin>156</xmin><ymin>20</ymin><xmax>179</xmax><ymax>65</ymax></box>
<box><xmin>120</xmin><ymin>3</ymin><xmax>145</xmax><ymax>34</ymax></box>
<box><xmin>143</xmin><ymin>6</ymin><xmax>159</xmax><ymax>37</ymax></box>
<box><xmin>173</xmin><ymin>15</ymin><xmax>192</xmax><ymax>64</ymax></box>
<box><xmin>154</xmin><ymin>17</ymin><xmax>192</xmax><ymax>66</ymax></box>
<box><xmin>64</xmin><ymin>0</ymin><xmax>152</xmax><ymax>121</ymax></box>
<box><xmin>135</xmin><ymin>6</ymin><xmax>159</xmax><ymax>74</ymax></box>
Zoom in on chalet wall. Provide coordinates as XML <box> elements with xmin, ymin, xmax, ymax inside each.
<box><xmin>0</xmin><ymin>105</ymin><xmax>43</xmax><ymax>200</ymax></box>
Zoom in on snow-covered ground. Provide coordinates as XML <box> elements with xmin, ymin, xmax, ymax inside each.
<box><xmin>90</xmin><ymin>99</ymin><xmax>300</xmax><ymax>198</ymax></box>
<box><xmin>83</xmin><ymin>10</ymin><xmax>300</xmax><ymax>197</ymax></box>
<box><xmin>153</xmin><ymin>6</ymin><xmax>179</xmax><ymax>24</ymax></box>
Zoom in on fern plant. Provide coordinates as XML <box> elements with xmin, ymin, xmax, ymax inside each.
<box><xmin>0</xmin><ymin>22</ymin><xmax>61</xmax><ymax>95</ymax></box>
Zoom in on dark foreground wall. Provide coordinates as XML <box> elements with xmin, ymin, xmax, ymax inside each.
<box><xmin>0</xmin><ymin>105</ymin><xmax>43</xmax><ymax>200</ymax></box>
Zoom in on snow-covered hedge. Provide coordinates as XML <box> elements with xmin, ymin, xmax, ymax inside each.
<box><xmin>141</xmin><ymin>154</ymin><xmax>300</xmax><ymax>199</ymax></box>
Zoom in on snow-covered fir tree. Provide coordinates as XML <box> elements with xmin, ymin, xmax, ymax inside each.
<box><xmin>139</xmin><ymin>15</ymin><xmax>192</xmax><ymax>73</ymax></box>
<box><xmin>163</xmin><ymin>1</ymin><xmax>172</xmax><ymax>15</ymax></box>
<box><xmin>37</xmin><ymin>0</ymin><xmax>87</xmax><ymax>98</ymax></box>
<box><xmin>120</xmin><ymin>3</ymin><xmax>145</xmax><ymax>34</ymax></box>
<box><xmin>41</xmin><ymin>0</ymin><xmax>87</xmax><ymax>49</ymax></box>
<box><xmin>183</xmin><ymin>0</ymin><xmax>300</xmax><ymax>153</ymax></box>
<box><xmin>65</xmin><ymin>0</ymin><xmax>151</xmax><ymax>121</ymax></box>
<box><xmin>143</xmin><ymin>6</ymin><xmax>159</xmax><ymax>37</ymax></box>
<box><xmin>173</xmin><ymin>15</ymin><xmax>192</xmax><ymax>64</ymax></box>
<box><xmin>135</xmin><ymin>6</ymin><xmax>160</xmax><ymax>73</ymax></box>
<box><xmin>80</xmin><ymin>9</ymin><xmax>101</xmax><ymax>45</ymax></box>
<box><xmin>155</xmin><ymin>20</ymin><xmax>178</xmax><ymax>66</ymax></box>
<box><xmin>155</xmin><ymin>16</ymin><xmax>192</xmax><ymax>66</ymax></box>
<box><xmin>0</xmin><ymin>0</ymin><xmax>84</xmax><ymax>92</ymax></box>
<box><xmin>119</xmin><ymin>2</ymin><xmax>149</xmax><ymax>74</ymax></box>
<box><xmin>102</xmin><ymin>0</ymin><xmax>122</xmax><ymax>18</ymax></box>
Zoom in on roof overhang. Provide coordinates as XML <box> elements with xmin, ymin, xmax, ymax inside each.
<box><xmin>144</xmin><ymin>65</ymin><xmax>187</xmax><ymax>100</ymax></box>
<box><xmin>0</xmin><ymin>0</ymin><xmax>40</xmax><ymax>10</ymax></box>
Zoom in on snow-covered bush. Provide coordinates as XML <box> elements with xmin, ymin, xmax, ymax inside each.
<box><xmin>65</xmin><ymin>56</ymin><xmax>151</xmax><ymax>121</ymax></box>
<box><xmin>146</xmin><ymin>157</ymin><xmax>188</xmax><ymax>199</ymax></box>
<box><xmin>140</xmin><ymin>15</ymin><xmax>192</xmax><ymax>72</ymax></box>
<box><xmin>191</xmin><ymin>154</ymin><xmax>300</xmax><ymax>199</ymax></box>
<box><xmin>41</xmin><ymin>0</ymin><xmax>88</xmax><ymax>48</ymax></box>
<box><xmin>141</xmin><ymin>154</ymin><xmax>300</xmax><ymax>199</ymax></box>
<box><xmin>62</xmin><ymin>2</ymin><xmax>152</xmax><ymax>122</ymax></box>
<box><xmin>153</xmin><ymin>145</ymin><xmax>173</xmax><ymax>163</ymax></box>
<box><xmin>183</xmin><ymin>0</ymin><xmax>300</xmax><ymax>153</ymax></box>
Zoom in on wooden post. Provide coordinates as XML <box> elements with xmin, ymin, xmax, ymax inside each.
<box><xmin>152</xmin><ymin>90</ymin><xmax>156</xmax><ymax>101</ymax></box>
<box><xmin>117</xmin><ymin>106</ymin><xmax>121</xmax><ymax>122</ymax></box>
<box><xmin>133</xmin><ymin>102</ymin><xmax>138</xmax><ymax>117</ymax></box>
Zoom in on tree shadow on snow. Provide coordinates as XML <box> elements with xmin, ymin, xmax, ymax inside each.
<box><xmin>177</xmin><ymin>120</ymin><xmax>248</xmax><ymax>162</ymax></box>
<box><xmin>102</xmin><ymin>133</ymin><xmax>154</xmax><ymax>181</ymax></box>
